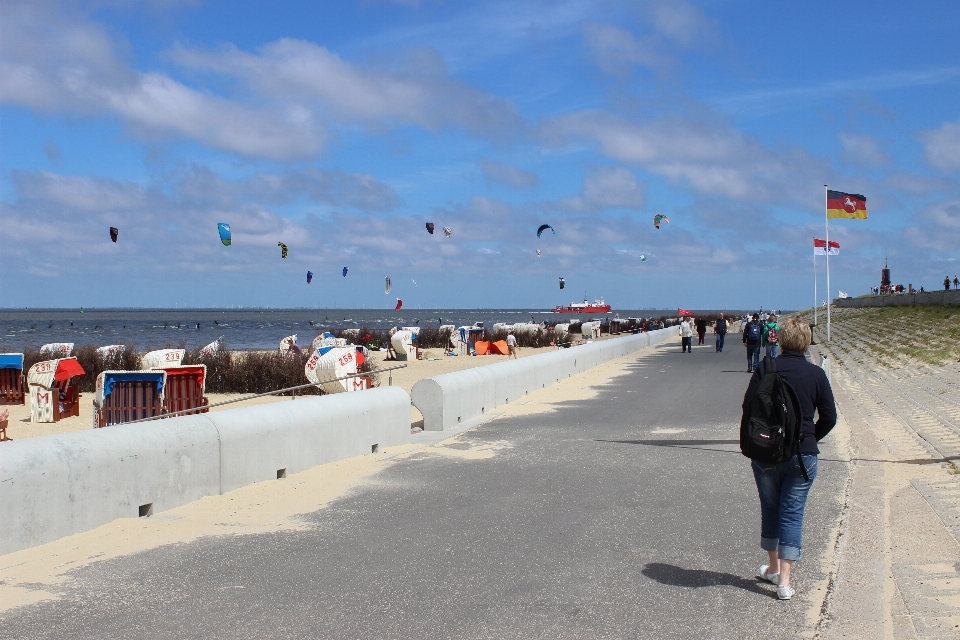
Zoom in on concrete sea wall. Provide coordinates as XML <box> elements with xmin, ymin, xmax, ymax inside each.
<box><xmin>0</xmin><ymin>387</ymin><xmax>411</xmax><ymax>555</ymax></box>
<box><xmin>412</xmin><ymin>328</ymin><xmax>676</xmax><ymax>431</ymax></box>
<box><xmin>834</xmin><ymin>289</ymin><xmax>960</xmax><ymax>308</ymax></box>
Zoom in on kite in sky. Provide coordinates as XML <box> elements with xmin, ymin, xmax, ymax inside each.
<box><xmin>306</xmin><ymin>271</ymin><xmax>313</xmax><ymax>284</ymax></box>
<box><xmin>559</xmin><ymin>277</ymin><xmax>565</xmax><ymax>290</ymax></box>
<box><xmin>412</xmin><ymin>279</ymin><xmax>417</xmax><ymax>285</ymax></box>
<box><xmin>278</xmin><ymin>242</ymin><xmax>288</xmax><ymax>259</ymax></box>
<box><xmin>385</xmin><ymin>275</ymin><xmax>391</xmax><ymax>294</ymax></box>
<box><xmin>342</xmin><ymin>267</ymin><xmax>349</xmax><ymax>277</ymax></box>
<box><xmin>426</xmin><ymin>222</ymin><xmax>435</xmax><ymax>234</ymax></box>
<box><xmin>536</xmin><ymin>249</ymin><xmax>541</xmax><ymax>257</ymax></box>
<box><xmin>653</xmin><ymin>214</ymin><xmax>670</xmax><ymax>229</ymax></box>
<box><xmin>536</xmin><ymin>224</ymin><xmax>555</xmax><ymax>238</ymax></box>
<box><xmin>217</xmin><ymin>223</ymin><xmax>231</xmax><ymax>246</ymax></box>
<box><xmin>109</xmin><ymin>227</ymin><xmax>118</xmax><ymax>243</ymax></box>
<box><xmin>443</xmin><ymin>226</ymin><xmax>452</xmax><ymax>238</ymax></box>
<box><xmin>640</xmin><ymin>254</ymin><xmax>646</xmax><ymax>262</ymax></box>
<box><xmin>395</xmin><ymin>299</ymin><xmax>403</xmax><ymax>310</ymax></box>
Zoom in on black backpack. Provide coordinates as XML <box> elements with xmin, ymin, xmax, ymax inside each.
<box><xmin>740</xmin><ymin>356</ymin><xmax>808</xmax><ymax>480</ymax></box>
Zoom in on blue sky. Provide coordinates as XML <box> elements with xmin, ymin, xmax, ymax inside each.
<box><xmin>1</xmin><ymin>0</ymin><xmax>958</xmax><ymax>310</ymax></box>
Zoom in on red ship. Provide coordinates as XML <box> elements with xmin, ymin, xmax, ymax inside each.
<box><xmin>551</xmin><ymin>296</ymin><xmax>612</xmax><ymax>314</ymax></box>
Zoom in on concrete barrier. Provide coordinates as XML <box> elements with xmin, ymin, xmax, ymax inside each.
<box><xmin>213</xmin><ymin>387</ymin><xmax>411</xmax><ymax>493</ymax></box>
<box><xmin>412</xmin><ymin>328</ymin><xmax>674</xmax><ymax>431</ymax></box>
<box><xmin>0</xmin><ymin>415</ymin><xmax>221</xmax><ymax>556</ymax></box>
<box><xmin>833</xmin><ymin>289</ymin><xmax>960</xmax><ymax>308</ymax></box>
<box><xmin>0</xmin><ymin>387</ymin><xmax>411</xmax><ymax>555</ymax></box>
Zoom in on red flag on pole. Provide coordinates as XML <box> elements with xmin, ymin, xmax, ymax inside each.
<box><xmin>678</xmin><ymin>308</ymin><xmax>695</xmax><ymax>317</ymax></box>
<box><xmin>813</xmin><ymin>238</ymin><xmax>839</xmax><ymax>255</ymax></box>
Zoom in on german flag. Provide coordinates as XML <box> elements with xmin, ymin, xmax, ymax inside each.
<box><xmin>827</xmin><ymin>190</ymin><xmax>867</xmax><ymax>219</ymax></box>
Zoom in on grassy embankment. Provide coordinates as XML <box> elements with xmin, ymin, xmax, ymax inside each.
<box><xmin>794</xmin><ymin>304</ymin><xmax>960</xmax><ymax>367</ymax></box>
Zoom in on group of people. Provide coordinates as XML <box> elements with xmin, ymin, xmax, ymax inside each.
<box><xmin>741</xmin><ymin>313</ymin><xmax>782</xmax><ymax>372</ymax></box>
<box><xmin>945</xmin><ymin>275</ymin><xmax>960</xmax><ymax>290</ymax></box>
<box><xmin>679</xmin><ymin>313</ymin><xmax>730</xmax><ymax>353</ymax></box>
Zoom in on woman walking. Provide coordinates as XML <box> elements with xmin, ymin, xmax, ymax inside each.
<box><xmin>680</xmin><ymin>316</ymin><xmax>694</xmax><ymax>353</ymax></box>
<box><xmin>742</xmin><ymin>317</ymin><xmax>836</xmax><ymax>600</ymax></box>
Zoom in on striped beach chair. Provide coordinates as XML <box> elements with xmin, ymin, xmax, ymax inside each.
<box><xmin>159</xmin><ymin>365</ymin><xmax>208</xmax><ymax>417</ymax></box>
<box><xmin>94</xmin><ymin>370</ymin><xmax>166</xmax><ymax>427</ymax></box>
<box><xmin>0</xmin><ymin>353</ymin><xmax>26</xmax><ymax>405</ymax></box>
<box><xmin>27</xmin><ymin>357</ymin><xmax>86</xmax><ymax>423</ymax></box>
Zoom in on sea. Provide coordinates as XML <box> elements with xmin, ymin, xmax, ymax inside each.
<box><xmin>0</xmin><ymin>308</ymin><xmax>695</xmax><ymax>352</ymax></box>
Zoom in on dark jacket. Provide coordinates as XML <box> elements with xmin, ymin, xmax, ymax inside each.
<box><xmin>742</xmin><ymin>320</ymin><xmax>761</xmax><ymax>344</ymax></box>
<box><xmin>715</xmin><ymin>318</ymin><xmax>727</xmax><ymax>334</ymax></box>
<box><xmin>696</xmin><ymin>319</ymin><xmax>707</xmax><ymax>333</ymax></box>
<box><xmin>742</xmin><ymin>350</ymin><xmax>837</xmax><ymax>455</ymax></box>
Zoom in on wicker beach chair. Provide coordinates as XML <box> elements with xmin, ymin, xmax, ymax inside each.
<box><xmin>0</xmin><ymin>353</ymin><xmax>26</xmax><ymax>405</ymax></box>
<box><xmin>159</xmin><ymin>365</ymin><xmax>208</xmax><ymax>417</ymax></box>
<box><xmin>27</xmin><ymin>357</ymin><xmax>86</xmax><ymax>423</ymax></box>
<box><xmin>93</xmin><ymin>370</ymin><xmax>166</xmax><ymax>427</ymax></box>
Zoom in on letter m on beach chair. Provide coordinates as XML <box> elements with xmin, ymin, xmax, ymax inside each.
<box><xmin>94</xmin><ymin>371</ymin><xmax>166</xmax><ymax>427</ymax></box>
<box><xmin>0</xmin><ymin>354</ymin><xmax>26</xmax><ymax>405</ymax></box>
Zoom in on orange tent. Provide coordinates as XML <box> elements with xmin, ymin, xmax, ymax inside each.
<box><xmin>490</xmin><ymin>340</ymin><xmax>510</xmax><ymax>355</ymax></box>
<box><xmin>474</xmin><ymin>340</ymin><xmax>490</xmax><ymax>355</ymax></box>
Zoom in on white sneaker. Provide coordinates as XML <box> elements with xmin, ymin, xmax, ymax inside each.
<box><xmin>757</xmin><ymin>564</ymin><xmax>779</xmax><ymax>585</ymax></box>
<box><xmin>777</xmin><ymin>585</ymin><xmax>796</xmax><ymax>600</ymax></box>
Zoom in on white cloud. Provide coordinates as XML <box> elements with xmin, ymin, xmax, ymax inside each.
<box><xmin>552</xmin><ymin>166</ymin><xmax>646</xmax><ymax>212</ymax></box>
<box><xmin>479</xmin><ymin>158</ymin><xmax>539</xmax><ymax>188</ymax></box>
<box><xmin>919</xmin><ymin>121</ymin><xmax>960</xmax><ymax>174</ymax></box>
<box><xmin>168</xmin><ymin>39</ymin><xmax>523</xmax><ymax>138</ymax></box>
<box><xmin>581</xmin><ymin>22</ymin><xmax>674</xmax><ymax>76</ymax></box>
<box><xmin>838</xmin><ymin>132</ymin><xmax>889</xmax><ymax>167</ymax></box>
<box><xmin>541</xmin><ymin>110</ymin><xmax>828</xmax><ymax>204</ymax></box>
<box><xmin>905</xmin><ymin>199</ymin><xmax>960</xmax><ymax>253</ymax></box>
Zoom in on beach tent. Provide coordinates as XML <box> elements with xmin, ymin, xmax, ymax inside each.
<box><xmin>473</xmin><ymin>340</ymin><xmax>491</xmax><ymax>356</ymax></box>
<box><xmin>0</xmin><ymin>353</ymin><xmax>26</xmax><ymax>405</ymax></box>
<box><xmin>27</xmin><ymin>357</ymin><xmax>85</xmax><ymax>423</ymax></box>
<box><xmin>142</xmin><ymin>349</ymin><xmax>185</xmax><ymax>369</ymax></box>
<box><xmin>39</xmin><ymin>343</ymin><xmax>73</xmax><ymax>358</ymax></box>
<box><xmin>311</xmin><ymin>332</ymin><xmax>338</xmax><ymax>352</ymax></box>
<box><xmin>491</xmin><ymin>340</ymin><xmax>510</xmax><ymax>355</ymax></box>
<box><xmin>158</xmin><ymin>365</ymin><xmax>208</xmax><ymax>416</ymax></box>
<box><xmin>581</xmin><ymin>321</ymin><xmax>602</xmax><ymax>339</ymax></box>
<box><xmin>94</xmin><ymin>370</ymin><xmax>166</xmax><ymax>427</ymax></box>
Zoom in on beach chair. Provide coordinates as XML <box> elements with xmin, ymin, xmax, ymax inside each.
<box><xmin>0</xmin><ymin>353</ymin><xmax>26</xmax><ymax>405</ymax></box>
<box><xmin>27</xmin><ymin>357</ymin><xmax>86</xmax><ymax>423</ymax></box>
<box><xmin>159</xmin><ymin>365</ymin><xmax>208</xmax><ymax>417</ymax></box>
<box><xmin>93</xmin><ymin>370</ymin><xmax>166</xmax><ymax>427</ymax></box>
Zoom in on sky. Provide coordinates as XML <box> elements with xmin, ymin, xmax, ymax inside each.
<box><xmin>1</xmin><ymin>0</ymin><xmax>958</xmax><ymax>311</ymax></box>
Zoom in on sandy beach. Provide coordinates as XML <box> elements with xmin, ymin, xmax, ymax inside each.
<box><xmin>1</xmin><ymin>334</ymin><xmax>641</xmax><ymax>441</ymax></box>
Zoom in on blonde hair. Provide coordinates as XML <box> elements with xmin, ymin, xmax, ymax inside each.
<box><xmin>778</xmin><ymin>317</ymin><xmax>812</xmax><ymax>352</ymax></box>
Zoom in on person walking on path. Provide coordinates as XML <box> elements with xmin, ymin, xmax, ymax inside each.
<box><xmin>742</xmin><ymin>317</ymin><xmax>837</xmax><ymax>600</ymax></box>
<box><xmin>714</xmin><ymin>313</ymin><xmax>728</xmax><ymax>352</ymax></box>
<box><xmin>954</xmin><ymin>275</ymin><xmax>959</xmax><ymax>290</ymax></box>
<box><xmin>695</xmin><ymin>317</ymin><xmax>707</xmax><ymax>345</ymax></box>
<box><xmin>946</xmin><ymin>276</ymin><xmax>952</xmax><ymax>291</ymax></box>
<box><xmin>762</xmin><ymin>314</ymin><xmax>780</xmax><ymax>358</ymax></box>
<box><xmin>742</xmin><ymin>313</ymin><xmax>762</xmax><ymax>372</ymax></box>
<box><xmin>506</xmin><ymin>332</ymin><xmax>518</xmax><ymax>359</ymax></box>
<box><xmin>680</xmin><ymin>317</ymin><xmax>694</xmax><ymax>353</ymax></box>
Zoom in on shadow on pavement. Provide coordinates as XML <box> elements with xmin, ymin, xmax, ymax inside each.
<box><xmin>642</xmin><ymin>563</ymin><xmax>773</xmax><ymax>597</ymax></box>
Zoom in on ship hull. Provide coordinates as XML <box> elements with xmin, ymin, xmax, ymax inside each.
<box><xmin>551</xmin><ymin>305</ymin><xmax>612</xmax><ymax>314</ymax></box>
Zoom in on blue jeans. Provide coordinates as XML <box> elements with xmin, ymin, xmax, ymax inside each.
<box><xmin>746</xmin><ymin>342</ymin><xmax>760</xmax><ymax>369</ymax></box>
<box><xmin>752</xmin><ymin>454</ymin><xmax>818</xmax><ymax>561</ymax></box>
<box><xmin>765</xmin><ymin>343</ymin><xmax>780</xmax><ymax>358</ymax></box>
<box><xmin>715</xmin><ymin>333</ymin><xmax>725</xmax><ymax>351</ymax></box>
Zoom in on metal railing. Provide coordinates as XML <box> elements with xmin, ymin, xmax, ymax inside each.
<box><xmin>115</xmin><ymin>364</ymin><xmax>407</xmax><ymax>426</ymax></box>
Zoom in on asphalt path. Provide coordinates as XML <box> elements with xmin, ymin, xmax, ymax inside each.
<box><xmin>1</xmin><ymin>339</ymin><xmax>848</xmax><ymax>639</ymax></box>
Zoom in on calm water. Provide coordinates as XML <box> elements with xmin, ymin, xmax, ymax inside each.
<box><xmin>0</xmin><ymin>308</ymin><xmax>691</xmax><ymax>351</ymax></box>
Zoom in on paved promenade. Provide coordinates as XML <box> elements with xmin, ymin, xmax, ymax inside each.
<box><xmin>0</xmin><ymin>340</ymin><xmax>849</xmax><ymax>639</ymax></box>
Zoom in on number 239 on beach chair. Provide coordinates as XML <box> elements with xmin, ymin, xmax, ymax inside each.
<box><xmin>93</xmin><ymin>370</ymin><xmax>166</xmax><ymax>427</ymax></box>
<box><xmin>158</xmin><ymin>365</ymin><xmax>208</xmax><ymax>416</ymax></box>
<box><xmin>0</xmin><ymin>353</ymin><xmax>26</xmax><ymax>405</ymax></box>
<box><xmin>27</xmin><ymin>357</ymin><xmax>86</xmax><ymax>423</ymax></box>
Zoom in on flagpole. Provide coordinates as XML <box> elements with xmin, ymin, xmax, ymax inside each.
<box><xmin>813</xmin><ymin>237</ymin><xmax>818</xmax><ymax>326</ymax></box>
<box><xmin>825</xmin><ymin>184</ymin><xmax>831</xmax><ymax>342</ymax></box>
